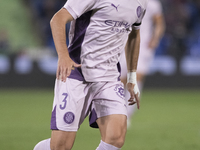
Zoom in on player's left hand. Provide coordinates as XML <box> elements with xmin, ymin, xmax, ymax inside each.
<box><xmin>57</xmin><ymin>54</ymin><xmax>81</xmax><ymax>82</ymax></box>
<box><xmin>127</xmin><ymin>83</ymin><xmax>140</xmax><ymax>109</ymax></box>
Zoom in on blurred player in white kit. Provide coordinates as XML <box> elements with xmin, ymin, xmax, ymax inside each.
<box><xmin>33</xmin><ymin>0</ymin><xmax>149</xmax><ymax>149</ymax></box>
<box><xmin>120</xmin><ymin>0</ymin><xmax>165</xmax><ymax>127</ymax></box>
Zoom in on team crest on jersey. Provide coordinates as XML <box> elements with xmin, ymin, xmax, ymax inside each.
<box><xmin>64</xmin><ymin>112</ymin><xmax>75</xmax><ymax>124</ymax></box>
<box><xmin>137</xmin><ymin>6</ymin><xmax>142</xmax><ymax>18</ymax></box>
<box><xmin>114</xmin><ymin>84</ymin><xmax>125</xmax><ymax>99</ymax></box>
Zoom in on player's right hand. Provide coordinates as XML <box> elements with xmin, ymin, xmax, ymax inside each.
<box><xmin>56</xmin><ymin>55</ymin><xmax>81</xmax><ymax>82</ymax></box>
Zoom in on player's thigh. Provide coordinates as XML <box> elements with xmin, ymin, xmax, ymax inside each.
<box><xmin>50</xmin><ymin>78</ymin><xmax>87</xmax><ymax>149</ymax></box>
<box><xmin>51</xmin><ymin>78</ymin><xmax>88</xmax><ymax>131</ymax></box>
<box><xmin>50</xmin><ymin>130</ymin><xmax>76</xmax><ymax>150</ymax></box>
<box><xmin>93</xmin><ymin>82</ymin><xmax>127</xmax><ymax>147</ymax></box>
<box><xmin>89</xmin><ymin>82</ymin><xmax>127</xmax><ymax>128</ymax></box>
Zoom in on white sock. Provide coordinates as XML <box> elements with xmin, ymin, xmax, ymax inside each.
<box><xmin>96</xmin><ymin>140</ymin><xmax>121</xmax><ymax>150</ymax></box>
<box><xmin>33</xmin><ymin>138</ymin><xmax>51</xmax><ymax>150</ymax></box>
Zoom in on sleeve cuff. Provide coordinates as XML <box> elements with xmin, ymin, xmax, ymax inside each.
<box><xmin>63</xmin><ymin>4</ymin><xmax>78</xmax><ymax>19</ymax></box>
<box><xmin>132</xmin><ymin>22</ymin><xmax>141</xmax><ymax>30</ymax></box>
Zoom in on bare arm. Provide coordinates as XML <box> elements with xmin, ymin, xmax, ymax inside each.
<box><xmin>148</xmin><ymin>14</ymin><xmax>165</xmax><ymax>49</ymax></box>
<box><xmin>125</xmin><ymin>29</ymin><xmax>140</xmax><ymax>72</ymax></box>
<box><xmin>125</xmin><ymin>29</ymin><xmax>141</xmax><ymax>109</ymax></box>
<box><xmin>50</xmin><ymin>8</ymin><xmax>81</xmax><ymax>82</ymax></box>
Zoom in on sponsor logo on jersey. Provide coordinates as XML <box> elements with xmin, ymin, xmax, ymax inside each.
<box><xmin>114</xmin><ymin>84</ymin><xmax>125</xmax><ymax>99</ymax></box>
<box><xmin>105</xmin><ymin>20</ymin><xmax>131</xmax><ymax>33</ymax></box>
<box><xmin>63</xmin><ymin>112</ymin><xmax>75</xmax><ymax>124</ymax></box>
<box><xmin>105</xmin><ymin>20</ymin><xmax>130</xmax><ymax>28</ymax></box>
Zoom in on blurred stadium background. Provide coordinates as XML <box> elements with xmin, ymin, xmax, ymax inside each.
<box><xmin>0</xmin><ymin>0</ymin><xmax>200</xmax><ymax>150</ymax></box>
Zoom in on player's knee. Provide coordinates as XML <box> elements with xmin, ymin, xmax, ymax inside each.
<box><xmin>50</xmin><ymin>130</ymin><xmax>76</xmax><ymax>150</ymax></box>
<box><xmin>105</xmin><ymin>131</ymin><xmax>125</xmax><ymax>148</ymax></box>
<box><xmin>114</xmin><ymin>137</ymin><xmax>125</xmax><ymax>148</ymax></box>
<box><xmin>107</xmin><ymin>136</ymin><xmax>125</xmax><ymax>148</ymax></box>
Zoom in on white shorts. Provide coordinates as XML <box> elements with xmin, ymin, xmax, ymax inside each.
<box><xmin>50</xmin><ymin>78</ymin><xmax>127</xmax><ymax>131</ymax></box>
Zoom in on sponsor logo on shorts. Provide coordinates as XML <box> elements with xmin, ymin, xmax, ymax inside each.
<box><xmin>114</xmin><ymin>84</ymin><xmax>125</xmax><ymax>99</ymax></box>
<box><xmin>63</xmin><ymin>112</ymin><xmax>75</xmax><ymax>124</ymax></box>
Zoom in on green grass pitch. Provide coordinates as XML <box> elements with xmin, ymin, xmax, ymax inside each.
<box><xmin>0</xmin><ymin>88</ymin><xmax>199</xmax><ymax>150</ymax></box>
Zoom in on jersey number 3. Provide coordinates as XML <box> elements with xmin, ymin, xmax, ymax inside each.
<box><xmin>60</xmin><ymin>93</ymin><xmax>68</xmax><ymax>110</ymax></box>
